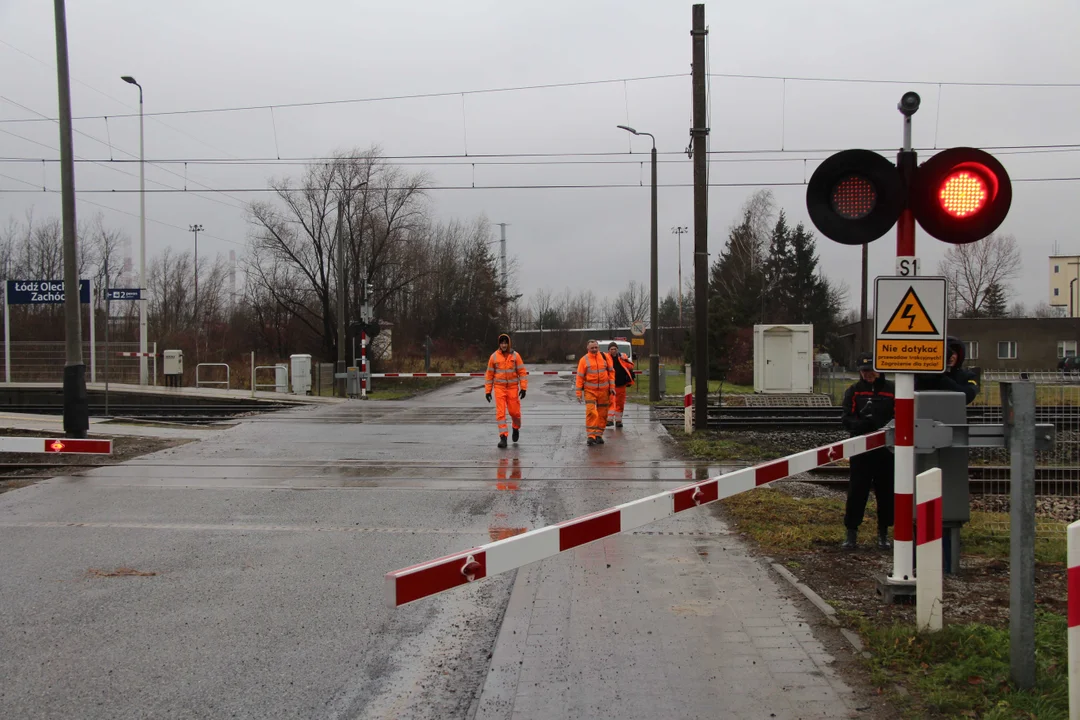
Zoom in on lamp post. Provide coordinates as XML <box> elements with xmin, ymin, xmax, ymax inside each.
<box><xmin>120</xmin><ymin>75</ymin><xmax>147</xmax><ymax>385</ymax></box>
<box><xmin>672</xmin><ymin>226</ymin><xmax>688</xmax><ymax>325</ymax></box>
<box><xmin>617</xmin><ymin>124</ymin><xmax>659</xmax><ymax>401</ymax></box>
<box><xmin>189</xmin><ymin>224</ymin><xmax>202</xmax><ymax>359</ymax></box>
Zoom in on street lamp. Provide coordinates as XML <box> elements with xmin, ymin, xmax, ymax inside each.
<box><xmin>121</xmin><ymin>75</ymin><xmax>147</xmax><ymax>385</ymax></box>
<box><xmin>189</xmin><ymin>224</ymin><xmax>203</xmax><ymax>351</ymax></box>
<box><xmin>617</xmin><ymin>124</ymin><xmax>659</xmax><ymax>402</ymax></box>
<box><xmin>672</xmin><ymin>226</ymin><xmax>688</xmax><ymax>325</ymax></box>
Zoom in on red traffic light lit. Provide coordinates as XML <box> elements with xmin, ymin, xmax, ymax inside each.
<box><xmin>806</xmin><ymin>149</ymin><xmax>904</xmax><ymax>245</ymax></box>
<box><xmin>939</xmin><ymin>170</ymin><xmax>987</xmax><ymax>218</ymax></box>
<box><xmin>911</xmin><ymin>148</ymin><xmax>1011</xmax><ymax>244</ymax></box>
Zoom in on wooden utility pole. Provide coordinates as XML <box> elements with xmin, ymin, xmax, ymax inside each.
<box><xmin>54</xmin><ymin>0</ymin><xmax>88</xmax><ymax>437</ymax></box>
<box><xmin>336</xmin><ymin>198</ymin><xmax>346</xmax><ymax>397</ymax></box>
<box><xmin>691</xmin><ymin>4</ymin><xmax>709</xmax><ymax>430</ymax></box>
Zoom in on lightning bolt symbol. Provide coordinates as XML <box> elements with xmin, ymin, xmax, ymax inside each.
<box><xmin>901</xmin><ymin>303</ymin><xmax>917</xmax><ymax>330</ymax></box>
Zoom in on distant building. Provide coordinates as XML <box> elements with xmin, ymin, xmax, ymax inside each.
<box><xmin>1049</xmin><ymin>255</ymin><xmax>1080</xmax><ymax>317</ymax></box>
<box><xmin>835</xmin><ymin>316</ymin><xmax>1080</xmax><ymax>370</ymax></box>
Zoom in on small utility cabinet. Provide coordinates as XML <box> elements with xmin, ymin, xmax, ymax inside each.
<box><xmin>753</xmin><ymin>324</ymin><xmax>813</xmax><ymax>394</ymax></box>
<box><xmin>290</xmin><ymin>354</ymin><xmax>312</xmax><ymax>395</ymax></box>
<box><xmin>163</xmin><ymin>349</ymin><xmax>184</xmax><ymax>387</ymax></box>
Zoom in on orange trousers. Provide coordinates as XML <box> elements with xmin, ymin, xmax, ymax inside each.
<box><xmin>584</xmin><ymin>390</ymin><xmax>610</xmax><ymax>439</ymax></box>
<box><xmin>611</xmin><ymin>387</ymin><xmax>627</xmax><ymax>424</ymax></box>
<box><xmin>494</xmin><ymin>387</ymin><xmax>521</xmax><ymax>437</ymax></box>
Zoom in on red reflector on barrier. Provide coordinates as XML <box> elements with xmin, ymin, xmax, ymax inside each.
<box><xmin>44</xmin><ymin>439</ymin><xmax>112</xmax><ymax>454</ymax></box>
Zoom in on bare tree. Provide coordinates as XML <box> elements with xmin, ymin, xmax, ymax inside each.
<box><xmin>1032</xmin><ymin>302</ymin><xmax>1058</xmax><ymax>318</ymax></box>
<box><xmin>531</xmin><ymin>288</ymin><xmax>554</xmax><ymax>329</ymax></box>
<box><xmin>611</xmin><ymin>280</ymin><xmax>650</xmax><ymax>327</ymax></box>
<box><xmin>937</xmin><ymin>233</ymin><xmax>1021</xmax><ymax>317</ymax></box>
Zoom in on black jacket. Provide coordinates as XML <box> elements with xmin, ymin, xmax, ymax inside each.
<box><xmin>841</xmin><ymin>376</ymin><xmax>896</xmax><ymax>437</ymax></box>
<box><xmin>913</xmin><ymin>338</ymin><xmax>979</xmax><ymax>404</ymax></box>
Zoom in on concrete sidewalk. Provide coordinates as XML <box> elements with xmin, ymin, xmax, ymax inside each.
<box><xmin>476</xmin><ymin>518</ymin><xmax>863</xmax><ymax>720</ymax></box>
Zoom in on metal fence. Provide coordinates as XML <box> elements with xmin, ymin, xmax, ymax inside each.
<box><xmin>968</xmin><ymin>369</ymin><xmax>1079</xmax><ymax>542</ymax></box>
<box><xmin>4</xmin><ymin>340</ymin><xmax>153</xmax><ymax>384</ymax></box>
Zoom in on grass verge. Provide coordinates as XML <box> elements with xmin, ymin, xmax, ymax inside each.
<box><xmin>719</xmin><ymin>489</ymin><xmax>1066</xmax><ymax>564</ymax></box>
<box><xmin>856</xmin><ymin>612</ymin><xmax>1068</xmax><ymax>719</ymax></box>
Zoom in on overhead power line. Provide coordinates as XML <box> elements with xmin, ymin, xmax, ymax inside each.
<box><xmin>1</xmin><ymin>69</ymin><xmax>1078</xmax><ymax>126</ymax></box>
<box><xmin>4</xmin><ymin>176</ymin><xmax>1078</xmax><ymax>195</ymax></box>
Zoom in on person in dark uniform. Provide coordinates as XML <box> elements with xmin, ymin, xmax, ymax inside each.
<box><xmin>914</xmin><ymin>336</ymin><xmax>979</xmax><ymax>404</ymax></box>
<box><xmin>841</xmin><ymin>351</ymin><xmax>896</xmax><ymax>550</ymax></box>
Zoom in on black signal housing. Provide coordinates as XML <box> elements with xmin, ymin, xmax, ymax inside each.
<box><xmin>910</xmin><ymin>147</ymin><xmax>1012</xmax><ymax>244</ymax></box>
<box><xmin>805</xmin><ymin>149</ymin><xmax>905</xmax><ymax>245</ymax></box>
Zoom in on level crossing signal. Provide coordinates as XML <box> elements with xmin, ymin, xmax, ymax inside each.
<box><xmin>806</xmin><ymin>146</ymin><xmax>1012</xmax><ymax>245</ymax></box>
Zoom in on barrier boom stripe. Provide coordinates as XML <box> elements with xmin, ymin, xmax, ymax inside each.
<box><xmin>116</xmin><ymin>352</ymin><xmax>157</xmax><ymax>358</ymax></box>
<box><xmin>0</xmin><ymin>437</ymin><xmax>112</xmax><ymax>454</ymax></box>
<box><xmin>385</xmin><ymin>430</ymin><xmax>886</xmax><ymax>607</ymax></box>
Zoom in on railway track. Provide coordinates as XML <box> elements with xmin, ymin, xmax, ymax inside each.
<box><xmin>6</xmin><ymin>404</ymin><xmax>293</xmax><ymax>425</ymax></box>
<box><xmin>654</xmin><ymin>405</ymin><xmax>1080</xmax><ymax>431</ymax></box>
<box><xmin>805</xmin><ymin>465</ymin><xmax>1080</xmax><ymax>496</ymax></box>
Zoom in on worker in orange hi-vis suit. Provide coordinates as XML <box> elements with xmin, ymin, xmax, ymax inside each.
<box><xmin>606</xmin><ymin>342</ymin><xmax>636</xmax><ymax>429</ymax></box>
<box><xmin>575</xmin><ymin>339</ymin><xmax>615</xmax><ymax>446</ymax></box>
<box><xmin>484</xmin><ymin>333</ymin><xmax>528</xmax><ymax>449</ymax></box>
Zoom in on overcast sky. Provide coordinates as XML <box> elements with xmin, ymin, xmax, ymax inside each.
<box><xmin>2</xmin><ymin>0</ymin><xmax>1078</xmax><ymax>315</ymax></box>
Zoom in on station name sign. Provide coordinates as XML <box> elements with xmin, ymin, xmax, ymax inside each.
<box><xmin>5</xmin><ymin>280</ymin><xmax>91</xmax><ymax>305</ymax></box>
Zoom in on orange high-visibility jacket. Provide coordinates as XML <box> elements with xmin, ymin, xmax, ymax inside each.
<box><xmin>611</xmin><ymin>352</ymin><xmax>636</xmax><ymax>387</ymax></box>
<box><xmin>485</xmin><ymin>349</ymin><xmax>528</xmax><ymax>394</ymax></box>
<box><xmin>575</xmin><ymin>352</ymin><xmax>614</xmax><ymax>398</ymax></box>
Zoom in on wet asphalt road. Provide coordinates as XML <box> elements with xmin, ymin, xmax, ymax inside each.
<box><xmin>0</xmin><ymin>366</ymin><xmax>712</xmax><ymax>719</ymax></box>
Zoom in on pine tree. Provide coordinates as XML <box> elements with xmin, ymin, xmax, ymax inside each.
<box><xmin>983</xmin><ymin>282</ymin><xmax>1008</xmax><ymax>317</ymax></box>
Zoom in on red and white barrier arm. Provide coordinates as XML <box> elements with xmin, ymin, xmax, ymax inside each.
<box><xmin>370</xmin><ymin>371</ymin><xmax>576</xmax><ymax>378</ymax></box>
<box><xmin>385</xmin><ymin>430</ymin><xmax>887</xmax><ymax>607</ymax></box>
<box><xmin>0</xmin><ymin>437</ymin><xmax>112</xmax><ymax>454</ymax></box>
<box><xmin>116</xmin><ymin>352</ymin><xmax>157</xmax><ymax>358</ymax></box>
<box><xmin>916</xmin><ymin>468</ymin><xmax>943</xmax><ymax>632</ymax></box>
<box><xmin>1068</xmin><ymin>519</ymin><xmax>1080</xmax><ymax>717</ymax></box>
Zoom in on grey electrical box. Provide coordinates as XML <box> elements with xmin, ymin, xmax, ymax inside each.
<box><xmin>346</xmin><ymin>367</ymin><xmax>361</xmax><ymax>397</ymax></box>
<box><xmin>915</xmin><ymin>390</ymin><xmax>969</xmax><ymax>573</ymax></box>
<box><xmin>163</xmin><ymin>349</ymin><xmax>183</xmax><ymax>376</ymax></box>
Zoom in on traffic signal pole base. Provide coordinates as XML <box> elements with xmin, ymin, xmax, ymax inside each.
<box><xmin>875</xmin><ymin>574</ymin><xmax>916</xmax><ymax>604</ymax></box>
<box><xmin>62</xmin><ymin>363</ymin><xmax>89</xmax><ymax>439</ymax></box>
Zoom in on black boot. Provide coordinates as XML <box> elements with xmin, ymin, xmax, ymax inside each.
<box><xmin>512</xmin><ymin>428</ymin><xmax>519</xmax><ymax>443</ymax></box>
<box><xmin>841</xmin><ymin>528</ymin><xmax>858</xmax><ymax>550</ymax></box>
<box><xmin>877</xmin><ymin>527</ymin><xmax>892</xmax><ymax>550</ymax></box>
<box><xmin>498</xmin><ymin>435</ymin><xmax>508</xmax><ymax>449</ymax></box>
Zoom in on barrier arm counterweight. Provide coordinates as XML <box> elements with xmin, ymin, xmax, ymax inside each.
<box><xmin>385</xmin><ymin>429</ymin><xmax>887</xmax><ymax>607</ymax></box>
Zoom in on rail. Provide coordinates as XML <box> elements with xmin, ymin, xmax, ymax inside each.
<box><xmin>195</xmin><ymin>363</ymin><xmax>230</xmax><ymax>390</ymax></box>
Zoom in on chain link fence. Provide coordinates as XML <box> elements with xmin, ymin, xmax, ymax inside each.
<box><xmin>967</xmin><ymin>369</ymin><xmax>1078</xmax><ymax>544</ymax></box>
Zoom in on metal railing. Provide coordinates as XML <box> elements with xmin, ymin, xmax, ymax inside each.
<box><xmin>253</xmin><ymin>364</ymin><xmax>286</xmax><ymax>392</ymax></box>
<box><xmin>195</xmin><ymin>363</ymin><xmax>230</xmax><ymax>390</ymax></box>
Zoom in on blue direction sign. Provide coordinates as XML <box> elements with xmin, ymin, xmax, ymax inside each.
<box><xmin>104</xmin><ymin>288</ymin><xmax>141</xmax><ymax>301</ymax></box>
<box><xmin>5</xmin><ymin>280</ymin><xmax>90</xmax><ymax>305</ymax></box>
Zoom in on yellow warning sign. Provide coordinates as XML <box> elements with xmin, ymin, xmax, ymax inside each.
<box><xmin>875</xmin><ymin>339</ymin><xmax>945</xmax><ymax>372</ymax></box>
<box><xmin>881</xmin><ymin>288</ymin><xmax>940</xmax><ymax>335</ymax></box>
<box><xmin>631</xmin><ymin>338</ymin><xmax>645</xmax><ymax>346</ymax></box>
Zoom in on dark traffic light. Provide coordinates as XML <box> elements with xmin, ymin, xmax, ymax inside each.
<box><xmin>805</xmin><ymin>146</ymin><xmax>1012</xmax><ymax>245</ymax></box>
<box><xmin>805</xmin><ymin>149</ymin><xmax>905</xmax><ymax>246</ymax></box>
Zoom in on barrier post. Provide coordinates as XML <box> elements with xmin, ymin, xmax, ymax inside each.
<box><xmin>1068</xmin><ymin>519</ymin><xmax>1080</xmax><ymax>719</ymax></box>
<box><xmin>361</xmin><ymin>330</ymin><xmax>367</xmax><ymax>399</ymax></box>
<box><xmin>684</xmin><ymin>363</ymin><xmax>692</xmax><ymax>434</ymax></box>
<box><xmin>251</xmin><ymin>351</ymin><xmax>255</xmax><ymax>398</ymax></box>
<box><xmin>916</xmin><ymin>467</ymin><xmax>943</xmax><ymax>632</ymax></box>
